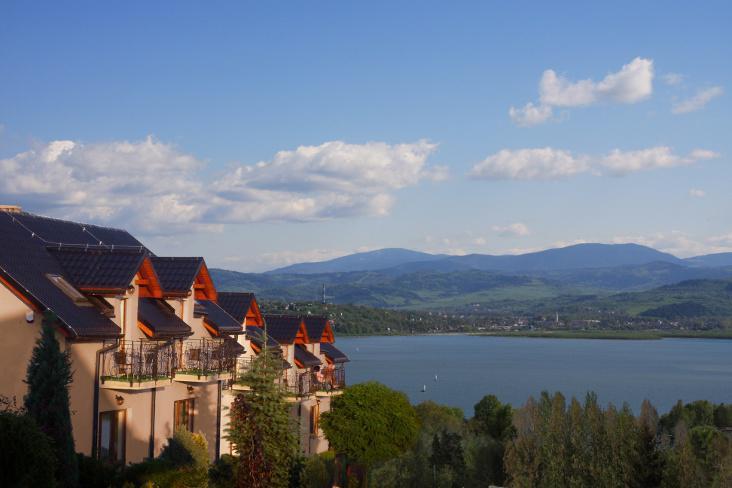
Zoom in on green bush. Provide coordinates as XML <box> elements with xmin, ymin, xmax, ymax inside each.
<box><xmin>0</xmin><ymin>411</ymin><xmax>57</xmax><ymax>487</ymax></box>
<box><xmin>78</xmin><ymin>453</ymin><xmax>120</xmax><ymax>488</ymax></box>
<box><xmin>300</xmin><ymin>452</ymin><xmax>336</xmax><ymax>488</ymax></box>
<box><xmin>122</xmin><ymin>429</ymin><xmax>210</xmax><ymax>487</ymax></box>
<box><xmin>208</xmin><ymin>454</ymin><xmax>236</xmax><ymax>488</ymax></box>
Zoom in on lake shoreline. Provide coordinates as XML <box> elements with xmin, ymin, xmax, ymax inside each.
<box><xmin>338</xmin><ymin>330</ymin><xmax>732</xmax><ymax>340</ymax></box>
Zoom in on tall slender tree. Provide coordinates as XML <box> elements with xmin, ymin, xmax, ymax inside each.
<box><xmin>227</xmin><ymin>348</ymin><xmax>297</xmax><ymax>488</ymax></box>
<box><xmin>24</xmin><ymin>312</ymin><xmax>79</xmax><ymax>487</ymax></box>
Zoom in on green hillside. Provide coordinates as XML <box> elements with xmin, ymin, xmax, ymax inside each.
<box><xmin>588</xmin><ymin>279</ymin><xmax>732</xmax><ymax>318</ymax></box>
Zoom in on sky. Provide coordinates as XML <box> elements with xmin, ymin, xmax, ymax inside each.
<box><xmin>0</xmin><ymin>1</ymin><xmax>730</xmax><ymax>272</ymax></box>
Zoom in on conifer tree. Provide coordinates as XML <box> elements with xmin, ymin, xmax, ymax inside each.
<box><xmin>228</xmin><ymin>348</ymin><xmax>297</xmax><ymax>488</ymax></box>
<box><xmin>24</xmin><ymin>312</ymin><xmax>79</xmax><ymax>487</ymax></box>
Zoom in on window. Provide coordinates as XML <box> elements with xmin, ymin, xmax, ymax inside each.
<box><xmin>46</xmin><ymin>273</ymin><xmax>92</xmax><ymax>305</ymax></box>
<box><xmin>99</xmin><ymin>410</ymin><xmax>126</xmax><ymax>464</ymax></box>
<box><xmin>310</xmin><ymin>402</ymin><xmax>320</xmax><ymax>436</ymax></box>
<box><xmin>174</xmin><ymin>399</ymin><xmax>195</xmax><ymax>432</ymax></box>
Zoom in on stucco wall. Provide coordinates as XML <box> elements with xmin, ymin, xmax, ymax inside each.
<box><xmin>0</xmin><ymin>282</ymin><xmax>41</xmax><ymax>406</ymax></box>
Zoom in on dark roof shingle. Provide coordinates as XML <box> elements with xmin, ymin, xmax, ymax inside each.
<box><xmin>216</xmin><ymin>292</ymin><xmax>254</xmax><ymax>323</ymax></box>
<box><xmin>47</xmin><ymin>247</ymin><xmax>146</xmax><ymax>291</ymax></box>
<box><xmin>302</xmin><ymin>316</ymin><xmax>330</xmax><ymax>342</ymax></box>
<box><xmin>295</xmin><ymin>345</ymin><xmax>321</xmax><ymax>368</ymax></box>
<box><xmin>197</xmin><ymin>300</ymin><xmax>243</xmax><ymax>334</ymax></box>
<box><xmin>262</xmin><ymin>315</ymin><xmax>303</xmax><ymax>344</ymax></box>
<box><xmin>138</xmin><ymin>298</ymin><xmax>192</xmax><ymax>338</ymax></box>
<box><xmin>0</xmin><ymin>212</ymin><xmax>130</xmax><ymax>338</ymax></box>
<box><xmin>149</xmin><ymin>257</ymin><xmax>203</xmax><ymax>294</ymax></box>
<box><xmin>320</xmin><ymin>343</ymin><xmax>349</xmax><ymax>363</ymax></box>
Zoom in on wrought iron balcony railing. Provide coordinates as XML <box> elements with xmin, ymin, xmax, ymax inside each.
<box><xmin>100</xmin><ymin>340</ymin><xmax>175</xmax><ymax>388</ymax></box>
<box><xmin>311</xmin><ymin>365</ymin><xmax>346</xmax><ymax>393</ymax></box>
<box><xmin>176</xmin><ymin>339</ymin><xmax>238</xmax><ymax>380</ymax></box>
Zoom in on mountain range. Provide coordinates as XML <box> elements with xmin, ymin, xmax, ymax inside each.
<box><xmin>211</xmin><ymin>243</ymin><xmax>732</xmax><ymax>317</ymax></box>
<box><xmin>268</xmin><ymin>243</ymin><xmax>723</xmax><ymax>275</ymax></box>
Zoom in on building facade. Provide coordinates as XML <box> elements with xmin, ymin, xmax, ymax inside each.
<box><xmin>0</xmin><ymin>208</ymin><xmax>348</xmax><ymax>465</ymax></box>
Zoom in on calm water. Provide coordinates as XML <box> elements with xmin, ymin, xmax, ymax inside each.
<box><xmin>336</xmin><ymin>335</ymin><xmax>732</xmax><ymax>415</ymax></box>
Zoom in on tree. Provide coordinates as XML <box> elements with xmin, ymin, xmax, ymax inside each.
<box><xmin>320</xmin><ymin>382</ymin><xmax>419</xmax><ymax>478</ymax></box>
<box><xmin>24</xmin><ymin>313</ymin><xmax>79</xmax><ymax>487</ymax></box>
<box><xmin>227</xmin><ymin>348</ymin><xmax>298</xmax><ymax>488</ymax></box>
<box><xmin>472</xmin><ymin>394</ymin><xmax>514</xmax><ymax>441</ymax></box>
<box><xmin>0</xmin><ymin>410</ymin><xmax>58</xmax><ymax>487</ymax></box>
<box><xmin>431</xmin><ymin>429</ymin><xmax>466</xmax><ymax>488</ymax></box>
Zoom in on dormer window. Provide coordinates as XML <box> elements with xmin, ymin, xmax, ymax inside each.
<box><xmin>46</xmin><ymin>273</ymin><xmax>93</xmax><ymax>306</ymax></box>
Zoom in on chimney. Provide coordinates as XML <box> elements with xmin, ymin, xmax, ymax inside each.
<box><xmin>0</xmin><ymin>205</ymin><xmax>22</xmax><ymax>214</ymax></box>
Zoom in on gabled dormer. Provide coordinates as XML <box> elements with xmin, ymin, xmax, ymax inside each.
<box><xmin>150</xmin><ymin>257</ymin><xmax>218</xmax><ymax>338</ymax></box>
<box><xmin>217</xmin><ymin>292</ymin><xmax>264</xmax><ymax>327</ymax></box>
<box><xmin>48</xmin><ymin>246</ymin><xmax>168</xmax><ymax>340</ymax></box>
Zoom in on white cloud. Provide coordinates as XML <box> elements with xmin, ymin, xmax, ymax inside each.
<box><xmin>662</xmin><ymin>73</ymin><xmax>684</xmax><ymax>86</ymax></box>
<box><xmin>510</xmin><ymin>57</ymin><xmax>654</xmax><ymax>126</ymax></box>
<box><xmin>493</xmin><ymin>222</ymin><xmax>531</xmax><ymax>237</ymax></box>
<box><xmin>470</xmin><ymin>148</ymin><xmax>588</xmax><ymax>180</ymax></box>
<box><xmin>0</xmin><ymin>137</ymin><xmax>443</xmax><ymax>234</ymax></box>
<box><xmin>471</xmin><ymin>146</ymin><xmax>718</xmax><ymax>181</ymax></box>
<box><xmin>508</xmin><ymin>103</ymin><xmax>553</xmax><ymax>127</ymax></box>
<box><xmin>611</xmin><ymin>231</ymin><xmax>732</xmax><ymax>258</ymax></box>
<box><xmin>688</xmin><ymin>188</ymin><xmax>706</xmax><ymax>198</ymax></box>
<box><xmin>599</xmin><ymin>146</ymin><xmax>718</xmax><ymax>175</ymax></box>
<box><xmin>672</xmin><ymin>86</ymin><xmax>723</xmax><ymax>114</ymax></box>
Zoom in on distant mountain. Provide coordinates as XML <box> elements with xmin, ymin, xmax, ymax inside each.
<box><xmin>267</xmin><ymin>243</ymin><xmax>685</xmax><ymax>275</ymax></box>
<box><xmin>443</xmin><ymin>243</ymin><xmax>684</xmax><ymax>272</ymax></box>
<box><xmin>686</xmin><ymin>252</ymin><xmax>732</xmax><ymax>268</ymax></box>
<box><xmin>267</xmin><ymin>248</ymin><xmax>442</xmax><ymax>274</ymax></box>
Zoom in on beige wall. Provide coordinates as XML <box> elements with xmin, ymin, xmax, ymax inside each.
<box><xmin>0</xmin><ymin>282</ymin><xmax>42</xmax><ymax>407</ymax></box>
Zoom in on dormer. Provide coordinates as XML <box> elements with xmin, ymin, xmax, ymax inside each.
<box><xmin>150</xmin><ymin>257</ymin><xmax>218</xmax><ymax>337</ymax></box>
<box><xmin>47</xmin><ymin>246</ymin><xmax>163</xmax><ymax>339</ymax></box>
<box><xmin>217</xmin><ymin>292</ymin><xmax>264</xmax><ymax>327</ymax></box>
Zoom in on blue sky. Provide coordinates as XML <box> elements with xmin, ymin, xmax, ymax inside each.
<box><xmin>1</xmin><ymin>1</ymin><xmax>730</xmax><ymax>271</ymax></box>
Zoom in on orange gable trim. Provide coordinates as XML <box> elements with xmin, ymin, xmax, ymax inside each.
<box><xmin>203</xmin><ymin>320</ymin><xmax>220</xmax><ymax>337</ymax></box>
<box><xmin>137</xmin><ymin>320</ymin><xmax>155</xmax><ymax>338</ymax></box>
<box><xmin>245</xmin><ymin>298</ymin><xmax>264</xmax><ymax>326</ymax></box>
<box><xmin>137</xmin><ymin>258</ymin><xmax>163</xmax><ymax>298</ymax></box>
<box><xmin>294</xmin><ymin>319</ymin><xmax>310</xmax><ymax>345</ymax></box>
<box><xmin>320</xmin><ymin>321</ymin><xmax>335</xmax><ymax>343</ymax></box>
<box><xmin>194</xmin><ymin>263</ymin><xmax>217</xmax><ymax>301</ymax></box>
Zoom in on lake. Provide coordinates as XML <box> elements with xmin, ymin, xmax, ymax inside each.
<box><xmin>336</xmin><ymin>335</ymin><xmax>732</xmax><ymax>415</ymax></box>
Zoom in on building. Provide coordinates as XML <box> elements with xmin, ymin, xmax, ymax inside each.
<box><xmin>0</xmin><ymin>207</ymin><xmax>348</xmax><ymax>464</ymax></box>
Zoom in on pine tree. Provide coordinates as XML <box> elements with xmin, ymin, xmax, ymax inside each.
<box><xmin>24</xmin><ymin>312</ymin><xmax>79</xmax><ymax>487</ymax></box>
<box><xmin>227</xmin><ymin>348</ymin><xmax>298</xmax><ymax>488</ymax></box>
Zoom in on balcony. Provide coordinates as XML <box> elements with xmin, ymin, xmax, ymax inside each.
<box><xmin>174</xmin><ymin>339</ymin><xmax>238</xmax><ymax>383</ymax></box>
<box><xmin>100</xmin><ymin>340</ymin><xmax>174</xmax><ymax>390</ymax></box>
<box><xmin>312</xmin><ymin>365</ymin><xmax>346</xmax><ymax>397</ymax></box>
<box><xmin>229</xmin><ymin>363</ymin><xmax>313</xmax><ymax>398</ymax></box>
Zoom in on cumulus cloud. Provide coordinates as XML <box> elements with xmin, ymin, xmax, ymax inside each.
<box><xmin>688</xmin><ymin>188</ymin><xmax>706</xmax><ymax>198</ymax></box>
<box><xmin>509</xmin><ymin>57</ymin><xmax>654</xmax><ymax>126</ymax></box>
<box><xmin>470</xmin><ymin>148</ymin><xmax>588</xmax><ymax>180</ymax></box>
<box><xmin>600</xmin><ymin>146</ymin><xmax>718</xmax><ymax>175</ymax></box>
<box><xmin>470</xmin><ymin>146</ymin><xmax>718</xmax><ymax>181</ymax></box>
<box><xmin>493</xmin><ymin>222</ymin><xmax>531</xmax><ymax>237</ymax></box>
<box><xmin>672</xmin><ymin>86</ymin><xmax>724</xmax><ymax>114</ymax></box>
<box><xmin>508</xmin><ymin>102</ymin><xmax>553</xmax><ymax>127</ymax></box>
<box><xmin>0</xmin><ymin>136</ymin><xmax>443</xmax><ymax>234</ymax></box>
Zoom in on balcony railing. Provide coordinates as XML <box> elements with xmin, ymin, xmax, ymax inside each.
<box><xmin>311</xmin><ymin>365</ymin><xmax>346</xmax><ymax>393</ymax></box>
<box><xmin>230</xmin><ymin>362</ymin><xmax>314</xmax><ymax>397</ymax></box>
<box><xmin>175</xmin><ymin>339</ymin><xmax>238</xmax><ymax>381</ymax></box>
<box><xmin>100</xmin><ymin>340</ymin><xmax>175</xmax><ymax>388</ymax></box>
